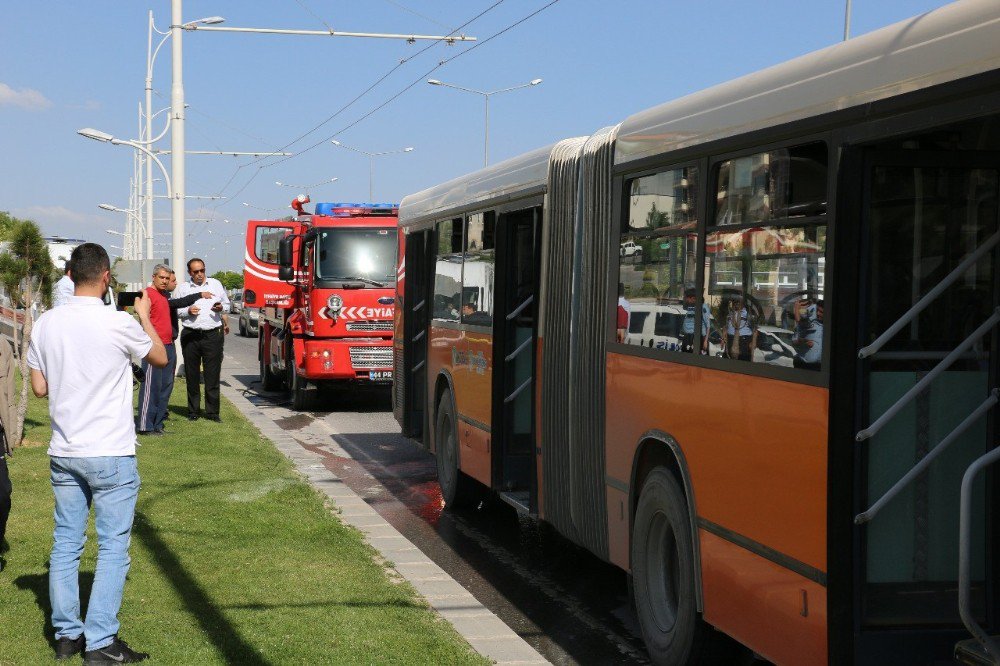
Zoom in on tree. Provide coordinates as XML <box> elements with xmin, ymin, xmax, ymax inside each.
<box><xmin>211</xmin><ymin>270</ymin><xmax>244</xmax><ymax>291</ymax></box>
<box><xmin>0</xmin><ymin>217</ymin><xmax>54</xmax><ymax>448</ymax></box>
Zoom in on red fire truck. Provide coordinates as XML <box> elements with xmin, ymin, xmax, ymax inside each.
<box><xmin>243</xmin><ymin>199</ymin><xmax>399</xmax><ymax>409</ymax></box>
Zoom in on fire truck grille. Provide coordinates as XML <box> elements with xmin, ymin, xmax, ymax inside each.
<box><xmin>349</xmin><ymin>347</ymin><xmax>392</xmax><ymax>369</ymax></box>
<box><xmin>346</xmin><ymin>320</ymin><xmax>393</xmax><ymax>332</ymax></box>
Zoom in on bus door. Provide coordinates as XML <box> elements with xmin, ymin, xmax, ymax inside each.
<box><xmin>492</xmin><ymin>206</ymin><xmax>542</xmax><ymax>513</ymax></box>
<box><xmin>855</xmin><ymin>149</ymin><xmax>1000</xmax><ymax>660</ymax></box>
<box><xmin>399</xmin><ymin>228</ymin><xmax>433</xmax><ymax>438</ymax></box>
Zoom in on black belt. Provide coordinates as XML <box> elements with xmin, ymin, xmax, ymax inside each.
<box><xmin>182</xmin><ymin>327</ymin><xmax>222</xmax><ymax>336</ymax></box>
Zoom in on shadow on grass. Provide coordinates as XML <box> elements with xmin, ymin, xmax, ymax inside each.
<box><xmin>221</xmin><ymin>599</ymin><xmax>423</xmax><ymax>611</ymax></box>
<box><xmin>14</xmin><ymin>568</ymin><xmax>94</xmax><ymax>649</ymax></box>
<box><xmin>132</xmin><ymin>510</ymin><xmax>272</xmax><ymax>666</ymax></box>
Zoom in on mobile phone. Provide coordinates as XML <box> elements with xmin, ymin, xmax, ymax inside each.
<box><xmin>117</xmin><ymin>291</ymin><xmax>142</xmax><ymax>309</ymax></box>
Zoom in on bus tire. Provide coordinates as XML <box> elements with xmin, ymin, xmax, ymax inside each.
<box><xmin>288</xmin><ymin>348</ymin><xmax>311</xmax><ymax>410</ymax></box>
<box><xmin>632</xmin><ymin>468</ymin><xmax>704</xmax><ymax>665</ymax></box>
<box><xmin>259</xmin><ymin>336</ymin><xmax>282</xmax><ymax>391</ymax></box>
<box><xmin>435</xmin><ymin>390</ymin><xmax>474</xmax><ymax>509</ymax></box>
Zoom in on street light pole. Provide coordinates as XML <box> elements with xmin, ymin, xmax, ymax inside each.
<box><xmin>427</xmin><ymin>78</ymin><xmax>542</xmax><ymax>167</ymax></box>
<box><xmin>170</xmin><ymin>0</ymin><xmax>185</xmax><ymax>273</ymax></box>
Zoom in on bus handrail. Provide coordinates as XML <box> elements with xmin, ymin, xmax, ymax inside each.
<box><xmin>413</xmin><ymin>298</ymin><xmax>426</xmax><ymax>312</ymax></box>
<box><xmin>959</xmin><ymin>444</ymin><xmax>1000</xmax><ymax>663</ymax></box>
<box><xmin>859</xmin><ymin>230</ymin><xmax>1000</xmax><ymax>360</ymax></box>
<box><xmin>856</xmin><ymin>308</ymin><xmax>1000</xmax><ymax>443</ymax></box>
<box><xmin>410</xmin><ymin>359</ymin><xmax>425</xmax><ymax>373</ymax></box>
<box><xmin>504</xmin><ymin>377</ymin><xmax>532</xmax><ymax>404</ymax></box>
<box><xmin>505</xmin><ymin>336</ymin><xmax>532</xmax><ymax>363</ymax></box>
<box><xmin>413</xmin><ymin>329</ymin><xmax>425</xmax><ymax>342</ymax></box>
<box><xmin>855</xmin><ymin>389</ymin><xmax>998</xmax><ymax>525</ymax></box>
<box><xmin>506</xmin><ymin>295</ymin><xmax>534</xmax><ymax>322</ymax></box>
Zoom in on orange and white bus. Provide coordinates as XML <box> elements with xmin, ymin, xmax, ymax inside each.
<box><xmin>393</xmin><ymin>2</ymin><xmax>1000</xmax><ymax>663</ymax></box>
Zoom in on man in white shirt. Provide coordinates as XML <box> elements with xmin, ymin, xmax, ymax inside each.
<box><xmin>28</xmin><ymin>243</ymin><xmax>166</xmax><ymax>663</ymax></box>
<box><xmin>173</xmin><ymin>258</ymin><xmax>230</xmax><ymax>422</ymax></box>
<box><xmin>52</xmin><ymin>262</ymin><xmax>74</xmax><ymax>308</ymax></box>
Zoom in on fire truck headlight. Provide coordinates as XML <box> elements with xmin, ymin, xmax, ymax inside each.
<box><xmin>327</xmin><ymin>294</ymin><xmax>343</xmax><ymax>312</ymax></box>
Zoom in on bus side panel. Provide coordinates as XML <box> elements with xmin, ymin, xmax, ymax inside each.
<box><xmin>605</xmin><ymin>352</ymin><xmax>828</xmax><ymax>659</ymax></box>
<box><xmin>605</xmin><ymin>352</ymin><xmax>828</xmax><ymax>570</ymax></box>
<box><xmin>427</xmin><ymin>324</ymin><xmax>493</xmax><ymax>486</ymax></box>
<box><xmin>700</xmin><ymin>530</ymin><xmax>827</xmax><ymax>666</ymax></box>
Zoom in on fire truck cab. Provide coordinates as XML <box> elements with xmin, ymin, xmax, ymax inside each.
<box><xmin>243</xmin><ymin>201</ymin><xmax>398</xmax><ymax>409</ymax></box>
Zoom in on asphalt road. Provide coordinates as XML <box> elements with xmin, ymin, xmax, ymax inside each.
<box><xmin>218</xmin><ymin>329</ymin><xmax>760</xmax><ymax>665</ymax></box>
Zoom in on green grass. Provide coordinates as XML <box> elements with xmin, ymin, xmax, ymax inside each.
<box><xmin>2</xmin><ymin>378</ymin><xmax>486</xmax><ymax>665</ymax></box>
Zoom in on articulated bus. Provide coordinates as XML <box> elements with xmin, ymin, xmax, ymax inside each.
<box><xmin>393</xmin><ymin>2</ymin><xmax>1000</xmax><ymax>663</ymax></box>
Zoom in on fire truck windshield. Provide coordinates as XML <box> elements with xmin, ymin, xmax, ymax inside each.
<box><xmin>315</xmin><ymin>227</ymin><xmax>397</xmax><ymax>287</ymax></box>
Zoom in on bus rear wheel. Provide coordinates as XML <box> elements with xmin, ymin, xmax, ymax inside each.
<box><xmin>632</xmin><ymin>468</ymin><xmax>704</xmax><ymax>665</ymax></box>
<box><xmin>435</xmin><ymin>390</ymin><xmax>475</xmax><ymax>509</ymax></box>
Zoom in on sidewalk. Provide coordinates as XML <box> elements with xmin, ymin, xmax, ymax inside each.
<box><xmin>218</xmin><ymin>356</ymin><xmax>549</xmax><ymax>665</ymax></box>
<box><xmin>1</xmin><ymin>377</ymin><xmax>492</xmax><ymax>664</ymax></box>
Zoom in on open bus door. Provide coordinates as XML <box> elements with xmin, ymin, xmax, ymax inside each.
<box><xmin>243</xmin><ymin>220</ymin><xmax>298</xmax><ymax>310</ymax></box>
<box><xmin>492</xmin><ymin>205</ymin><xmax>542</xmax><ymax>514</ymax></box>
<box><xmin>847</xmin><ymin>148</ymin><xmax>1000</xmax><ymax>664</ymax></box>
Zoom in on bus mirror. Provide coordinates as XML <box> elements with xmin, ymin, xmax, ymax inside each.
<box><xmin>278</xmin><ymin>265</ymin><xmax>294</xmax><ymax>282</ymax></box>
<box><xmin>278</xmin><ymin>236</ymin><xmax>293</xmax><ymax>268</ymax></box>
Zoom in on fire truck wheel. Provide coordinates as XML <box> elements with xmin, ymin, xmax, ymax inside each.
<box><xmin>435</xmin><ymin>390</ymin><xmax>475</xmax><ymax>509</ymax></box>
<box><xmin>289</xmin><ymin>362</ymin><xmax>311</xmax><ymax>410</ymax></box>
<box><xmin>632</xmin><ymin>468</ymin><xmax>705</xmax><ymax>666</ymax></box>
<box><xmin>259</xmin><ymin>338</ymin><xmax>282</xmax><ymax>391</ymax></box>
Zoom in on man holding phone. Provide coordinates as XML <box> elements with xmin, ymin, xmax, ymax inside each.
<box><xmin>28</xmin><ymin>243</ymin><xmax>166</xmax><ymax>663</ymax></box>
<box><xmin>174</xmin><ymin>258</ymin><xmax>230</xmax><ymax>422</ymax></box>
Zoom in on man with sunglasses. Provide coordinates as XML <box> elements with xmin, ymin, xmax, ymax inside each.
<box><xmin>174</xmin><ymin>258</ymin><xmax>230</xmax><ymax>422</ymax></box>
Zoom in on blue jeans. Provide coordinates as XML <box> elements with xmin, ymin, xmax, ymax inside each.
<box><xmin>49</xmin><ymin>456</ymin><xmax>140</xmax><ymax>651</ymax></box>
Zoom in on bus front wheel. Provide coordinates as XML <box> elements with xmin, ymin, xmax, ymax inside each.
<box><xmin>435</xmin><ymin>390</ymin><xmax>475</xmax><ymax>509</ymax></box>
<box><xmin>632</xmin><ymin>468</ymin><xmax>704</xmax><ymax>665</ymax></box>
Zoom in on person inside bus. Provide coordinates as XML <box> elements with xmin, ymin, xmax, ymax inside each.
<box><xmin>461</xmin><ymin>301</ymin><xmax>492</xmax><ymax>326</ymax></box>
<box><xmin>722</xmin><ymin>294</ymin><xmax>757</xmax><ymax>361</ymax></box>
<box><xmin>680</xmin><ymin>288</ymin><xmax>710</xmax><ymax>354</ymax></box>
<box><xmin>791</xmin><ymin>296</ymin><xmax>823</xmax><ymax>370</ymax></box>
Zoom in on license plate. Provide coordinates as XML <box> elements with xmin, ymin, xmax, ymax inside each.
<box><xmin>369</xmin><ymin>371</ymin><xmax>392</xmax><ymax>381</ymax></box>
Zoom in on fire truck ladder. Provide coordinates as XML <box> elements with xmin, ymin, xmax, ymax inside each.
<box><xmin>853</xmin><ymin>229</ymin><xmax>1000</xmax><ymax>665</ymax></box>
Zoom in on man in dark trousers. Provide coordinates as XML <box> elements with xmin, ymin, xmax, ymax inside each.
<box><xmin>0</xmin><ymin>332</ymin><xmax>13</xmax><ymax>571</ymax></box>
<box><xmin>174</xmin><ymin>258</ymin><xmax>230</xmax><ymax>422</ymax></box>
<box><xmin>162</xmin><ymin>270</ymin><xmax>211</xmax><ymax>421</ymax></box>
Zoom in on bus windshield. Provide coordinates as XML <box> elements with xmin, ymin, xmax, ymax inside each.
<box><xmin>315</xmin><ymin>227</ymin><xmax>397</xmax><ymax>286</ymax></box>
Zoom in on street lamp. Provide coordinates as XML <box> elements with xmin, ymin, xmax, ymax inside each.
<box><xmin>427</xmin><ymin>77</ymin><xmax>542</xmax><ymax>167</ymax></box>
<box><xmin>146</xmin><ymin>11</ymin><xmax>225</xmax><ymax>267</ymax></box>
<box><xmin>98</xmin><ymin>204</ymin><xmax>144</xmax><ymax>260</ymax></box>
<box><xmin>330</xmin><ymin>140</ymin><xmax>413</xmax><ymax>200</ymax></box>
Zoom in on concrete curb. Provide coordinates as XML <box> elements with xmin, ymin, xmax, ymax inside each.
<box><xmin>218</xmin><ymin>369</ymin><xmax>549</xmax><ymax>666</ymax></box>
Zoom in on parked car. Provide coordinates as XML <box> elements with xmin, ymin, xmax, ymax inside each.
<box><xmin>238</xmin><ymin>306</ymin><xmax>259</xmax><ymax>337</ymax></box>
<box><xmin>620</xmin><ymin>240</ymin><xmax>643</xmax><ymax>258</ymax></box>
<box><xmin>230</xmin><ymin>290</ymin><xmax>244</xmax><ymax>315</ymax></box>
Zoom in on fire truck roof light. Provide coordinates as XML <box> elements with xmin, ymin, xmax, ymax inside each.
<box><xmin>313</xmin><ymin>202</ymin><xmax>399</xmax><ymax>217</ymax></box>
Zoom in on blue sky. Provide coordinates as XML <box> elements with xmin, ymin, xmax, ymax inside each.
<box><xmin>0</xmin><ymin>0</ymin><xmax>953</xmax><ymax>272</ymax></box>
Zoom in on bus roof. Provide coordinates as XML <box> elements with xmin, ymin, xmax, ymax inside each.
<box><xmin>615</xmin><ymin>0</ymin><xmax>1000</xmax><ymax>165</ymax></box>
<box><xmin>398</xmin><ymin>141</ymin><xmax>582</xmax><ymax>229</ymax></box>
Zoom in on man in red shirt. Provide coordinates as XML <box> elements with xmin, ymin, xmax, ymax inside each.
<box><xmin>136</xmin><ymin>265</ymin><xmax>173</xmax><ymax>435</ymax></box>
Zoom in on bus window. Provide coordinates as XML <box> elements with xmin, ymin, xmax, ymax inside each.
<box><xmin>433</xmin><ymin>218</ymin><xmax>463</xmax><ymax>321</ymax></box>
<box><xmin>715</xmin><ymin>142</ymin><xmax>827</xmax><ymax>225</ymax></box>
<box><xmin>620</xmin><ymin>165</ymin><xmax>701</xmax><ymax>353</ymax></box>
<box><xmin>462</xmin><ymin>211</ymin><xmax>495</xmax><ymax>326</ymax></box>
<box><xmin>705</xmin><ymin>225</ymin><xmax>826</xmax><ymax>369</ymax></box>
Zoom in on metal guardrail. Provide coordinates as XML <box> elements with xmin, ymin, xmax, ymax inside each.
<box><xmin>856</xmin><ymin>309</ymin><xmax>1000</xmax><ymax>442</ymax></box>
<box><xmin>959</xmin><ymin>445</ymin><xmax>1000</xmax><ymax>664</ymax></box>
<box><xmin>855</xmin><ymin>389</ymin><xmax>999</xmax><ymax>525</ymax></box>
<box><xmin>859</xmin><ymin>229</ymin><xmax>1000</xmax><ymax>360</ymax></box>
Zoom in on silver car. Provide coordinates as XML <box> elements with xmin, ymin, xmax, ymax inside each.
<box><xmin>238</xmin><ymin>306</ymin><xmax>259</xmax><ymax>337</ymax></box>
